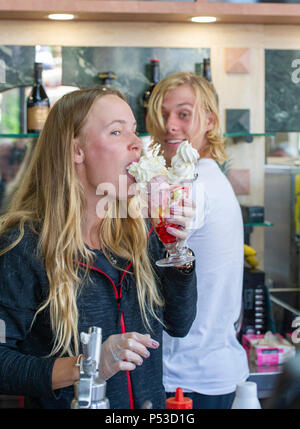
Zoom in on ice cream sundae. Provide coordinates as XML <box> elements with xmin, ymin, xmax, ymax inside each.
<box><xmin>128</xmin><ymin>140</ymin><xmax>199</xmax><ymax>244</ymax></box>
<box><xmin>127</xmin><ymin>143</ymin><xmax>168</xmax><ymax>188</ymax></box>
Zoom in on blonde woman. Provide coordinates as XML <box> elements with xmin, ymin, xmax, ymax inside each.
<box><xmin>147</xmin><ymin>72</ymin><xmax>249</xmax><ymax>409</ymax></box>
<box><xmin>0</xmin><ymin>87</ymin><xmax>197</xmax><ymax>409</ymax></box>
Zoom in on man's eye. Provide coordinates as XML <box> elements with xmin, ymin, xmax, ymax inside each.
<box><xmin>179</xmin><ymin>112</ymin><xmax>190</xmax><ymax>119</ymax></box>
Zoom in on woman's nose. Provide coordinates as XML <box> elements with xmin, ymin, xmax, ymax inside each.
<box><xmin>130</xmin><ymin>134</ymin><xmax>142</xmax><ymax>154</ymax></box>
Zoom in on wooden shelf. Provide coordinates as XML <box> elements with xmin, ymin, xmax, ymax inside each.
<box><xmin>0</xmin><ymin>1</ymin><xmax>299</xmax><ymax>25</ymax></box>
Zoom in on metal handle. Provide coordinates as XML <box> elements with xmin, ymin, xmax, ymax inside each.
<box><xmin>72</xmin><ymin>326</ymin><xmax>109</xmax><ymax>409</ymax></box>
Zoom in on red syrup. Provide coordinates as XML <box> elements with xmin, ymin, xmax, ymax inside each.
<box><xmin>155</xmin><ymin>216</ymin><xmax>181</xmax><ymax>244</ymax></box>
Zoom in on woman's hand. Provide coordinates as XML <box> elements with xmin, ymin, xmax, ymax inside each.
<box><xmin>164</xmin><ymin>198</ymin><xmax>196</xmax><ymax>243</ymax></box>
<box><xmin>146</xmin><ymin>176</ymin><xmax>196</xmax><ymax>243</ymax></box>
<box><xmin>99</xmin><ymin>332</ymin><xmax>159</xmax><ymax>381</ymax></box>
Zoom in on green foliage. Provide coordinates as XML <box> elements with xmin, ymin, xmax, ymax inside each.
<box><xmin>218</xmin><ymin>158</ymin><xmax>232</xmax><ymax>176</ymax></box>
<box><xmin>0</xmin><ymin>88</ymin><xmax>20</xmax><ymax>133</ymax></box>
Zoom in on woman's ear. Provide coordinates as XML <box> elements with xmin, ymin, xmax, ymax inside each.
<box><xmin>73</xmin><ymin>138</ymin><xmax>85</xmax><ymax>164</ymax></box>
<box><xmin>206</xmin><ymin>112</ymin><xmax>215</xmax><ymax>132</ymax></box>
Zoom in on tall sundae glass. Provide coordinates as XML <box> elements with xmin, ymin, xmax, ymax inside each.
<box><xmin>127</xmin><ymin>140</ymin><xmax>199</xmax><ymax>267</ymax></box>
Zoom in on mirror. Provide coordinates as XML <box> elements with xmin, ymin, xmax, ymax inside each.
<box><xmin>265</xmin><ymin>133</ymin><xmax>300</xmax><ymax>165</ymax></box>
<box><xmin>0</xmin><ymin>45</ymin><xmax>78</xmax><ymax>211</ymax></box>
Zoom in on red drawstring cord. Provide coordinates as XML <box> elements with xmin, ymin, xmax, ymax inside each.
<box><xmin>76</xmin><ymin>225</ymin><xmax>154</xmax><ymax>409</ymax></box>
<box><xmin>77</xmin><ymin>260</ymin><xmax>134</xmax><ymax>408</ymax></box>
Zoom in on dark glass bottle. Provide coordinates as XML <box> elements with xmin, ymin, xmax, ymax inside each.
<box><xmin>202</xmin><ymin>58</ymin><xmax>219</xmax><ymax>106</ymax></box>
<box><xmin>143</xmin><ymin>59</ymin><xmax>160</xmax><ymax>119</ymax></box>
<box><xmin>0</xmin><ymin>175</ymin><xmax>6</xmax><ymax>210</ymax></box>
<box><xmin>203</xmin><ymin>58</ymin><xmax>212</xmax><ymax>82</ymax></box>
<box><xmin>98</xmin><ymin>71</ymin><xmax>116</xmax><ymax>88</ymax></box>
<box><xmin>27</xmin><ymin>62</ymin><xmax>50</xmax><ymax>133</ymax></box>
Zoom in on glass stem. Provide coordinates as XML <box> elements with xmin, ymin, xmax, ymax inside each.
<box><xmin>165</xmin><ymin>241</ymin><xmax>188</xmax><ymax>257</ymax></box>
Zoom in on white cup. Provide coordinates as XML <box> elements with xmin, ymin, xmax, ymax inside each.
<box><xmin>231</xmin><ymin>381</ymin><xmax>261</xmax><ymax>409</ymax></box>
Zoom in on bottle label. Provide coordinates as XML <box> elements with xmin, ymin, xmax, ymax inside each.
<box><xmin>27</xmin><ymin>105</ymin><xmax>50</xmax><ymax>131</ymax></box>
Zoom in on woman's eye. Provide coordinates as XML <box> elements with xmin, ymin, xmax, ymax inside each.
<box><xmin>111</xmin><ymin>130</ymin><xmax>120</xmax><ymax>136</ymax></box>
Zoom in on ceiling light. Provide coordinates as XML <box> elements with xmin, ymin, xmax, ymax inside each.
<box><xmin>191</xmin><ymin>16</ymin><xmax>217</xmax><ymax>23</ymax></box>
<box><xmin>47</xmin><ymin>14</ymin><xmax>76</xmax><ymax>20</ymax></box>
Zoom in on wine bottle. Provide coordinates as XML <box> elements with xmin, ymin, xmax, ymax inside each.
<box><xmin>98</xmin><ymin>71</ymin><xmax>116</xmax><ymax>88</ymax></box>
<box><xmin>143</xmin><ymin>58</ymin><xmax>160</xmax><ymax>119</ymax></box>
<box><xmin>195</xmin><ymin>62</ymin><xmax>204</xmax><ymax>77</ymax></box>
<box><xmin>27</xmin><ymin>62</ymin><xmax>50</xmax><ymax>134</ymax></box>
<box><xmin>202</xmin><ymin>58</ymin><xmax>219</xmax><ymax>106</ymax></box>
<box><xmin>203</xmin><ymin>58</ymin><xmax>212</xmax><ymax>82</ymax></box>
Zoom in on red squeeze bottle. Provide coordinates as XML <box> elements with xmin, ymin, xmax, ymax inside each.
<box><xmin>166</xmin><ymin>387</ymin><xmax>193</xmax><ymax>409</ymax></box>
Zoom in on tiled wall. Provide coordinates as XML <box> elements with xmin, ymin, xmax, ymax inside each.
<box><xmin>265</xmin><ymin>49</ymin><xmax>300</xmax><ymax>132</ymax></box>
<box><xmin>0</xmin><ymin>46</ymin><xmax>35</xmax><ymax>91</ymax></box>
<box><xmin>62</xmin><ymin>46</ymin><xmax>209</xmax><ymax>132</ymax></box>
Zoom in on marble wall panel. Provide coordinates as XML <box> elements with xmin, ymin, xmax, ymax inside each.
<box><xmin>0</xmin><ymin>46</ymin><xmax>35</xmax><ymax>91</ymax></box>
<box><xmin>62</xmin><ymin>46</ymin><xmax>209</xmax><ymax>132</ymax></box>
<box><xmin>265</xmin><ymin>49</ymin><xmax>300</xmax><ymax>132</ymax></box>
<box><xmin>226</xmin><ymin>108</ymin><xmax>250</xmax><ymax>134</ymax></box>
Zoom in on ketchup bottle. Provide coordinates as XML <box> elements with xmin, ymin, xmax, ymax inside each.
<box><xmin>166</xmin><ymin>388</ymin><xmax>193</xmax><ymax>409</ymax></box>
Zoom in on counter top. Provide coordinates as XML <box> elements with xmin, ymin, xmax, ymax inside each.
<box><xmin>247</xmin><ymin>359</ymin><xmax>283</xmax><ymax>399</ymax></box>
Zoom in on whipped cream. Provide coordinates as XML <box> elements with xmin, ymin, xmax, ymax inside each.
<box><xmin>127</xmin><ymin>140</ymin><xmax>199</xmax><ymax>185</ymax></box>
<box><xmin>168</xmin><ymin>140</ymin><xmax>199</xmax><ymax>184</ymax></box>
<box><xmin>127</xmin><ymin>143</ymin><xmax>168</xmax><ymax>185</ymax></box>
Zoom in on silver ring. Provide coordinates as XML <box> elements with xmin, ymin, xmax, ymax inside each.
<box><xmin>112</xmin><ymin>350</ymin><xmax>121</xmax><ymax>362</ymax></box>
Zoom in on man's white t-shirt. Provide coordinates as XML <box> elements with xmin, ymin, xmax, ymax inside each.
<box><xmin>163</xmin><ymin>158</ymin><xmax>249</xmax><ymax>395</ymax></box>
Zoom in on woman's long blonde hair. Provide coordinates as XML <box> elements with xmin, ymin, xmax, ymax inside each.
<box><xmin>0</xmin><ymin>87</ymin><xmax>163</xmax><ymax>357</ymax></box>
<box><xmin>146</xmin><ymin>72</ymin><xmax>227</xmax><ymax>164</ymax></box>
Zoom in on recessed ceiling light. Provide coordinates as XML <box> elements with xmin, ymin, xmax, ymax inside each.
<box><xmin>47</xmin><ymin>14</ymin><xmax>76</xmax><ymax>20</ymax></box>
<box><xmin>191</xmin><ymin>16</ymin><xmax>217</xmax><ymax>23</ymax></box>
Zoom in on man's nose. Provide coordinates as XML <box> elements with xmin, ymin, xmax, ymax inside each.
<box><xmin>165</xmin><ymin>114</ymin><xmax>179</xmax><ymax>133</ymax></box>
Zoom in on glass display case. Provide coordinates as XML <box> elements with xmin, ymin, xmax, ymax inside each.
<box><xmin>265</xmin><ymin>132</ymin><xmax>300</xmax><ymax>166</ymax></box>
<box><xmin>0</xmin><ymin>46</ymin><xmax>78</xmax><ymax>213</ymax></box>
<box><xmin>0</xmin><ymin>135</ymin><xmax>36</xmax><ymax>212</ymax></box>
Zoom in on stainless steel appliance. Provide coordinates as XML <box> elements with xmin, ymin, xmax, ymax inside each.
<box><xmin>264</xmin><ymin>164</ymin><xmax>300</xmax><ymax>331</ymax></box>
<box><xmin>71</xmin><ymin>326</ymin><xmax>109</xmax><ymax>409</ymax></box>
<box><xmin>264</xmin><ymin>164</ymin><xmax>300</xmax><ymax>289</ymax></box>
